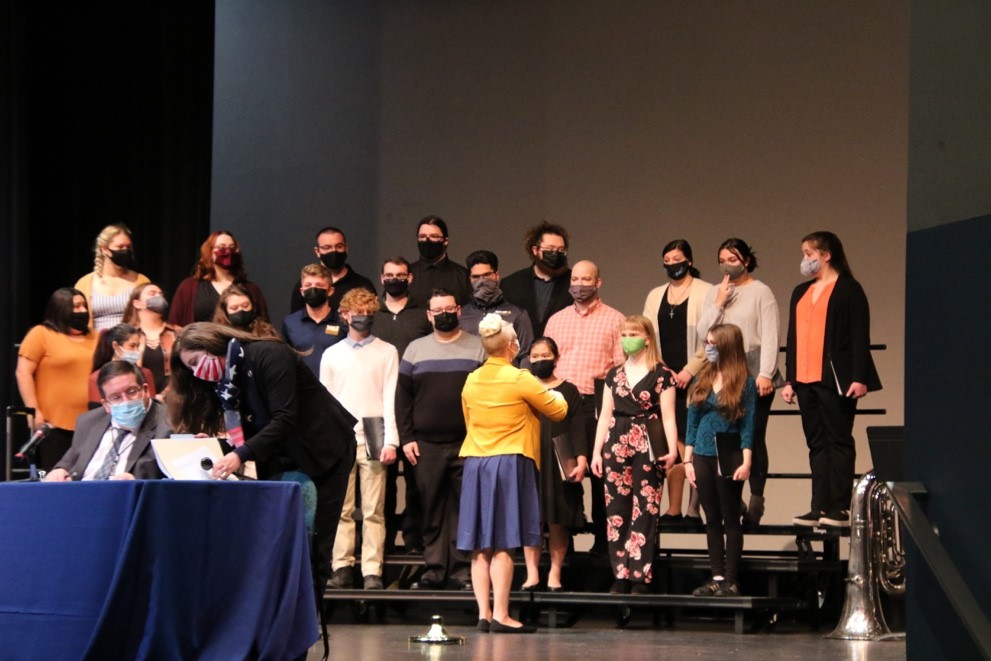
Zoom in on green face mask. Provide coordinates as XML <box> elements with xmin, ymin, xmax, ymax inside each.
<box><xmin>621</xmin><ymin>337</ymin><xmax>646</xmax><ymax>356</ymax></box>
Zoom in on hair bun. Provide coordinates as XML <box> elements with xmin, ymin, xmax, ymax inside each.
<box><xmin>477</xmin><ymin>313</ymin><xmax>506</xmax><ymax>338</ymax></box>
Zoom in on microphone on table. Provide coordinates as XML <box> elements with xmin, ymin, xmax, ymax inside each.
<box><xmin>15</xmin><ymin>423</ymin><xmax>53</xmax><ymax>460</ymax></box>
<box><xmin>201</xmin><ymin>457</ymin><xmax>255</xmax><ymax>480</ymax></box>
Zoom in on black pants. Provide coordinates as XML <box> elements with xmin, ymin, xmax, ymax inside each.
<box><xmin>794</xmin><ymin>381</ymin><xmax>857</xmax><ymax>514</ymax></box>
<box><xmin>312</xmin><ymin>445</ymin><xmax>357</xmax><ymax>587</ymax></box>
<box><xmin>37</xmin><ymin>427</ymin><xmax>73</xmax><ymax>473</ymax></box>
<box><xmin>413</xmin><ymin>442</ymin><xmax>469</xmax><ymax>585</ymax></box>
<box><xmin>581</xmin><ymin>395</ymin><xmax>607</xmax><ymax>550</ymax></box>
<box><xmin>694</xmin><ymin>454</ymin><xmax>745</xmax><ymax>582</ymax></box>
<box><xmin>748</xmin><ymin>392</ymin><xmax>774</xmax><ymax>497</ymax></box>
<box><xmin>384</xmin><ymin>453</ymin><xmax>423</xmax><ymax>549</ymax></box>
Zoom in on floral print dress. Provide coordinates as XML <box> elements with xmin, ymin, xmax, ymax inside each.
<box><xmin>602</xmin><ymin>364</ymin><xmax>672</xmax><ymax>584</ymax></box>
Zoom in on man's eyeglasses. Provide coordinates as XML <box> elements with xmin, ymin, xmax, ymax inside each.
<box><xmin>382</xmin><ymin>274</ymin><xmax>410</xmax><ymax>282</ymax></box>
<box><xmin>468</xmin><ymin>271</ymin><xmax>496</xmax><ymax>281</ymax></box>
<box><xmin>104</xmin><ymin>385</ymin><xmax>144</xmax><ymax>405</ymax></box>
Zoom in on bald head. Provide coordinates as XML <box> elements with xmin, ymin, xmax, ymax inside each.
<box><xmin>571</xmin><ymin>260</ymin><xmax>600</xmax><ymax>281</ymax></box>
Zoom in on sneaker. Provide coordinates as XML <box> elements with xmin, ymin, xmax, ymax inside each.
<box><xmin>792</xmin><ymin>511</ymin><xmax>821</xmax><ymax>527</ymax></box>
<box><xmin>692</xmin><ymin>579</ymin><xmax>722</xmax><ymax>596</ymax></box>
<box><xmin>714</xmin><ymin>580</ymin><xmax>741</xmax><ymax>597</ymax></box>
<box><xmin>819</xmin><ymin>510</ymin><xmax>851</xmax><ymax>527</ymax></box>
<box><xmin>327</xmin><ymin>567</ymin><xmax>354</xmax><ymax>589</ymax></box>
<box><xmin>363</xmin><ymin>575</ymin><xmax>384</xmax><ymax>590</ymax></box>
<box><xmin>609</xmin><ymin>579</ymin><xmax>631</xmax><ymax>594</ymax></box>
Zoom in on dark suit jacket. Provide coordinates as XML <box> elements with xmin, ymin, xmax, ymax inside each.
<box><xmin>501</xmin><ymin>265</ymin><xmax>573</xmax><ymax>338</ymax></box>
<box><xmin>785</xmin><ymin>274</ymin><xmax>882</xmax><ymax>393</ymax></box>
<box><xmin>55</xmin><ymin>401</ymin><xmax>171</xmax><ymax>479</ymax></box>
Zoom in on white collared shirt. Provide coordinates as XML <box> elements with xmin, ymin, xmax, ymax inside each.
<box><xmin>82</xmin><ymin>426</ymin><xmax>137</xmax><ymax>480</ymax></box>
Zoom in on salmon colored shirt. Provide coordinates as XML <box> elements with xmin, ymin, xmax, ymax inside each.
<box><xmin>795</xmin><ymin>280</ymin><xmax>836</xmax><ymax>384</ymax></box>
<box><xmin>18</xmin><ymin>325</ymin><xmax>99</xmax><ymax>430</ymax></box>
<box><xmin>460</xmin><ymin>356</ymin><xmax>568</xmax><ymax>469</ymax></box>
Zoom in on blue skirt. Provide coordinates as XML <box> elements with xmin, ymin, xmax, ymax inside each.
<box><xmin>457</xmin><ymin>454</ymin><xmax>541</xmax><ymax>552</ymax></box>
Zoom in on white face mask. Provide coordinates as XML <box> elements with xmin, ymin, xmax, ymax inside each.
<box><xmin>800</xmin><ymin>257</ymin><xmax>821</xmax><ymax>277</ymax></box>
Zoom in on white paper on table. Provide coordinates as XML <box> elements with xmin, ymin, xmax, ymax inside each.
<box><xmin>151</xmin><ymin>437</ymin><xmax>229</xmax><ymax>480</ymax></box>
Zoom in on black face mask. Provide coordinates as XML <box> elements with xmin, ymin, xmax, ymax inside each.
<box><xmin>108</xmin><ymin>248</ymin><xmax>136</xmax><ymax>271</ymax></box>
<box><xmin>383</xmin><ymin>279</ymin><xmax>409</xmax><ymax>298</ymax></box>
<box><xmin>539</xmin><ymin>250</ymin><xmax>566</xmax><ymax>270</ymax></box>
<box><xmin>529</xmin><ymin>359</ymin><xmax>556</xmax><ymax>380</ymax></box>
<box><xmin>69</xmin><ymin>311</ymin><xmax>90</xmax><ymax>332</ymax></box>
<box><xmin>418</xmin><ymin>240</ymin><xmax>446</xmax><ymax>261</ymax></box>
<box><xmin>432</xmin><ymin>311</ymin><xmax>459</xmax><ymax>332</ymax></box>
<box><xmin>348</xmin><ymin>314</ymin><xmax>373</xmax><ymax>333</ymax></box>
<box><xmin>302</xmin><ymin>287</ymin><xmax>329</xmax><ymax>308</ymax></box>
<box><xmin>664</xmin><ymin>261</ymin><xmax>690</xmax><ymax>281</ymax></box>
<box><xmin>228</xmin><ymin>309</ymin><xmax>256</xmax><ymax>328</ymax></box>
<box><xmin>319</xmin><ymin>251</ymin><xmax>347</xmax><ymax>270</ymax></box>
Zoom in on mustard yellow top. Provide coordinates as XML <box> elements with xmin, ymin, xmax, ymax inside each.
<box><xmin>459</xmin><ymin>356</ymin><xmax>568</xmax><ymax>468</ymax></box>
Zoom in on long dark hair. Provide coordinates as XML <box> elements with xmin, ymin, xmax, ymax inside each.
<box><xmin>718</xmin><ymin>238</ymin><xmax>758</xmax><ymax>273</ymax></box>
<box><xmin>211</xmin><ymin>284</ymin><xmax>279</xmax><ymax>338</ymax></box>
<box><xmin>92</xmin><ymin>324</ymin><xmax>140</xmax><ymax>371</ymax></box>
<box><xmin>42</xmin><ymin>287</ymin><xmax>89</xmax><ymax>335</ymax></box>
<box><xmin>662</xmin><ymin>239</ymin><xmax>701</xmax><ymax>278</ymax></box>
<box><xmin>802</xmin><ymin>231</ymin><xmax>853</xmax><ymax>278</ymax></box>
<box><xmin>167</xmin><ymin>322</ymin><xmax>283</xmax><ymax>434</ymax></box>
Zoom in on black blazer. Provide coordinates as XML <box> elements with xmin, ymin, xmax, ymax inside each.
<box><xmin>501</xmin><ymin>266</ymin><xmax>573</xmax><ymax>338</ymax></box>
<box><xmin>237</xmin><ymin>341</ymin><xmax>357</xmax><ymax>479</ymax></box>
<box><xmin>55</xmin><ymin>401</ymin><xmax>171</xmax><ymax>479</ymax></box>
<box><xmin>785</xmin><ymin>274</ymin><xmax>882</xmax><ymax>393</ymax></box>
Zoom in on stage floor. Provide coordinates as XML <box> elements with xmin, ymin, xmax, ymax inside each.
<box><xmin>307</xmin><ymin>616</ymin><xmax>906</xmax><ymax>660</ymax></box>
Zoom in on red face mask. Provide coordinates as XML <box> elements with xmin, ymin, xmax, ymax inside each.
<box><xmin>213</xmin><ymin>248</ymin><xmax>236</xmax><ymax>269</ymax></box>
<box><xmin>192</xmin><ymin>355</ymin><xmax>224</xmax><ymax>382</ymax></box>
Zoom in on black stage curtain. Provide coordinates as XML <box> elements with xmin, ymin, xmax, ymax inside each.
<box><xmin>1</xmin><ymin>1</ymin><xmax>214</xmax><ymax>476</ymax></box>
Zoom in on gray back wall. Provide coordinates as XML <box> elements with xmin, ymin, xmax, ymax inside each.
<box><xmin>213</xmin><ymin>1</ymin><xmax>909</xmax><ymax>528</ymax></box>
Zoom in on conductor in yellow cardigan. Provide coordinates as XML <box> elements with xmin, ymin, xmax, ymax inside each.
<box><xmin>458</xmin><ymin>313</ymin><xmax>568</xmax><ymax>633</ymax></box>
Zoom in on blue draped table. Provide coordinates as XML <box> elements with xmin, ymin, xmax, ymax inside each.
<box><xmin>0</xmin><ymin>480</ymin><xmax>318</xmax><ymax>660</ymax></box>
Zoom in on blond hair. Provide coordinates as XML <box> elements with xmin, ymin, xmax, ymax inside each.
<box><xmin>93</xmin><ymin>224</ymin><xmax>133</xmax><ymax>276</ymax></box>
<box><xmin>622</xmin><ymin>315</ymin><xmax>662</xmax><ymax>367</ymax></box>
<box><xmin>339</xmin><ymin>287</ymin><xmax>380</xmax><ymax>314</ymax></box>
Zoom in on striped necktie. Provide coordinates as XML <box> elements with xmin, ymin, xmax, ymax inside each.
<box><xmin>93</xmin><ymin>428</ymin><xmax>126</xmax><ymax>481</ymax></box>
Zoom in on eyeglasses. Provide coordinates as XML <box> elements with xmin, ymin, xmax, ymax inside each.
<box><xmin>538</xmin><ymin>246</ymin><xmax>566</xmax><ymax>254</ymax></box>
<box><xmin>469</xmin><ymin>271</ymin><xmax>496</xmax><ymax>281</ymax></box>
<box><xmin>417</xmin><ymin>234</ymin><xmax>445</xmax><ymax>242</ymax></box>
<box><xmin>382</xmin><ymin>274</ymin><xmax>410</xmax><ymax>282</ymax></box>
<box><xmin>317</xmin><ymin>243</ymin><xmax>347</xmax><ymax>252</ymax></box>
<box><xmin>429</xmin><ymin>306</ymin><xmax>459</xmax><ymax>315</ymax></box>
<box><xmin>104</xmin><ymin>385</ymin><xmax>144</xmax><ymax>405</ymax></box>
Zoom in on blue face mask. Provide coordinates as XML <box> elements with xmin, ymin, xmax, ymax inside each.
<box><xmin>704</xmin><ymin>344</ymin><xmax>720</xmax><ymax>364</ymax></box>
<box><xmin>111</xmin><ymin>398</ymin><xmax>148</xmax><ymax>429</ymax></box>
<box><xmin>120</xmin><ymin>350</ymin><xmax>141</xmax><ymax>365</ymax></box>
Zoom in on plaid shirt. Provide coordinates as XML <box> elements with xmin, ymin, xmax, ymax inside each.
<box><xmin>544</xmin><ymin>298</ymin><xmax>625</xmax><ymax>395</ymax></box>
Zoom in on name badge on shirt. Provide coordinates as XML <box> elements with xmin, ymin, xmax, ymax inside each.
<box><xmin>325</xmin><ymin>325</ymin><xmax>341</xmax><ymax>336</ymax></box>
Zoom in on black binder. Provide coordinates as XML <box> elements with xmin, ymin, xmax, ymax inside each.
<box><xmin>362</xmin><ymin>417</ymin><xmax>386</xmax><ymax>461</ymax></box>
<box><xmin>715</xmin><ymin>432</ymin><xmax>743</xmax><ymax>477</ymax></box>
<box><xmin>551</xmin><ymin>433</ymin><xmax>579</xmax><ymax>482</ymax></box>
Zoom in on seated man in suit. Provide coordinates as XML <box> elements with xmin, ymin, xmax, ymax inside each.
<box><xmin>45</xmin><ymin>361</ymin><xmax>171</xmax><ymax>481</ymax></box>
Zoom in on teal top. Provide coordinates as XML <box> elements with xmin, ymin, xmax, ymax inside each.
<box><xmin>685</xmin><ymin>376</ymin><xmax>757</xmax><ymax>457</ymax></box>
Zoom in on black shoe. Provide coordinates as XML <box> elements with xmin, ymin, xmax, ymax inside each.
<box><xmin>363</xmin><ymin>575</ymin><xmax>384</xmax><ymax>590</ymax></box>
<box><xmin>477</xmin><ymin>619</ymin><xmax>491</xmax><ymax>633</ymax></box>
<box><xmin>520</xmin><ymin>583</ymin><xmax>541</xmax><ymax>592</ymax></box>
<box><xmin>630</xmin><ymin>582</ymin><xmax>651</xmax><ymax>595</ymax></box>
<box><xmin>658</xmin><ymin>513</ymin><xmax>684</xmax><ymax>524</ymax></box>
<box><xmin>684</xmin><ymin>514</ymin><xmax>703</xmax><ymax>528</ymax></box>
<box><xmin>609</xmin><ymin>579</ymin><xmax>631</xmax><ymax>594</ymax></box>
<box><xmin>792</xmin><ymin>511</ymin><xmax>821</xmax><ymax>527</ymax></box>
<box><xmin>692</xmin><ymin>579</ymin><xmax>722</xmax><ymax>597</ymax></box>
<box><xmin>490</xmin><ymin>620</ymin><xmax>537</xmax><ymax>634</ymax></box>
<box><xmin>819</xmin><ymin>510</ymin><xmax>850</xmax><ymax>527</ymax></box>
<box><xmin>327</xmin><ymin>567</ymin><xmax>354</xmax><ymax>589</ymax></box>
<box><xmin>714</xmin><ymin>580</ymin><xmax>741</xmax><ymax>597</ymax></box>
<box><xmin>458</xmin><ymin>580</ymin><xmax>473</xmax><ymax>591</ymax></box>
<box><xmin>547</xmin><ymin>586</ymin><xmax>564</xmax><ymax>593</ymax></box>
<box><xmin>405</xmin><ymin>544</ymin><xmax>424</xmax><ymax>555</ymax></box>
<box><xmin>409</xmin><ymin>578</ymin><xmax>442</xmax><ymax>590</ymax></box>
